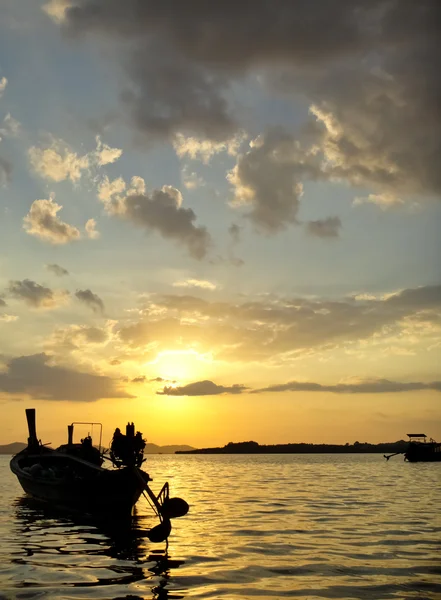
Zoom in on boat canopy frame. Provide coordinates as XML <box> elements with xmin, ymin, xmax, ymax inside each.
<box><xmin>407</xmin><ymin>433</ymin><xmax>427</xmax><ymax>441</ymax></box>
<box><xmin>70</xmin><ymin>421</ymin><xmax>103</xmax><ymax>454</ymax></box>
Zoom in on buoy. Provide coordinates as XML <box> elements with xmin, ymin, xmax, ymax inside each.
<box><xmin>147</xmin><ymin>519</ymin><xmax>172</xmax><ymax>543</ymax></box>
<box><xmin>160</xmin><ymin>497</ymin><xmax>189</xmax><ymax>519</ymax></box>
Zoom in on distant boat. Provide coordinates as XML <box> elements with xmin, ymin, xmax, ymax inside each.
<box><xmin>10</xmin><ymin>409</ymin><xmax>189</xmax><ymax>542</ymax></box>
<box><xmin>404</xmin><ymin>434</ymin><xmax>441</xmax><ymax>462</ymax></box>
<box><xmin>384</xmin><ymin>433</ymin><xmax>441</xmax><ymax>462</ymax></box>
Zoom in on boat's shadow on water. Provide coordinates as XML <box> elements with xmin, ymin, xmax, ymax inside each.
<box><xmin>12</xmin><ymin>496</ymin><xmax>185</xmax><ymax>600</ymax></box>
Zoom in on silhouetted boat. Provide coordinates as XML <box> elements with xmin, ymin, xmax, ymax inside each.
<box><xmin>404</xmin><ymin>434</ymin><xmax>441</xmax><ymax>462</ymax></box>
<box><xmin>10</xmin><ymin>409</ymin><xmax>189</xmax><ymax>541</ymax></box>
<box><xmin>384</xmin><ymin>433</ymin><xmax>441</xmax><ymax>462</ymax></box>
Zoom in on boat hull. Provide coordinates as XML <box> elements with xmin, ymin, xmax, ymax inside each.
<box><xmin>405</xmin><ymin>453</ymin><xmax>441</xmax><ymax>462</ymax></box>
<box><xmin>10</xmin><ymin>450</ymin><xmax>149</xmax><ymax>519</ymax></box>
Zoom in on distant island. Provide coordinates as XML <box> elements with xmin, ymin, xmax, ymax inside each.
<box><xmin>0</xmin><ymin>442</ymin><xmax>195</xmax><ymax>455</ymax></box>
<box><xmin>175</xmin><ymin>440</ymin><xmax>408</xmax><ymax>454</ymax></box>
<box><xmin>0</xmin><ymin>442</ymin><xmax>27</xmax><ymax>455</ymax></box>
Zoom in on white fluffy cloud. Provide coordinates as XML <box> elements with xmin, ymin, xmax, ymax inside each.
<box><xmin>173</xmin><ymin>279</ymin><xmax>218</xmax><ymax>291</ymax></box>
<box><xmin>23</xmin><ymin>196</ymin><xmax>81</xmax><ymax>244</ymax></box>
<box><xmin>93</xmin><ymin>136</ymin><xmax>123</xmax><ymax>166</ymax></box>
<box><xmin>28</xmin><ymin>136</ymin><xmax>122</xmax><ymax>182</ymax></box>
<box><xmin>28</xmin><ymin>141</ymin><xmax>89</xmax><ymax>183</ymax></box>
<box><xmin>173</xmin><ymin>131</ymin><xmax>246</xmax><ymax>164</ymax></box>
<box><xmin>85</xmin><ymin>218</ymin><xmax>100</xmax><ymax>239</ymax></box>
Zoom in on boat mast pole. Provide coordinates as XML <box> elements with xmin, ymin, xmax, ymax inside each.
<box><xmin>25</xmin><ymin>408</ymin><xmax>39</xmax><ymax>449</ymax></box>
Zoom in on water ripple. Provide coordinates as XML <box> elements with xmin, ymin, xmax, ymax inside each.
<box><xmin>0</xmin><ymin>454</ymin><xmax>440</xmax><ymax>600</ymax></box>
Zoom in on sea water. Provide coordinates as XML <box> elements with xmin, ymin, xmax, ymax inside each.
<box><xmin>0</xmin><ymin>453</ymin><xmax>440</xmax><ymax>599</ymax></box>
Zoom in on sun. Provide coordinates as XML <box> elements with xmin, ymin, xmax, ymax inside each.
<box><xmin>149</xmin><ymin>349</ymin><xmax>212</xmax><ymax>383</ymax></box>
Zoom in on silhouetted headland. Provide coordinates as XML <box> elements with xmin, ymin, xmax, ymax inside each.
<box><xmin>176</xmin><ymin>440</ymin><xmax>408</xmax><ymax>454</ymax></box>
<box><xmin>0</xmin><ymin>442</ymin><xmax>194</xmax><ymax>455</ymax></box>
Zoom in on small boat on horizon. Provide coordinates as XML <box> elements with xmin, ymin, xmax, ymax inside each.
<box><xmin>10</xmin><ymin>409</ymin><xmax>189</xmax><ymax>542</ymax></box>
<box><xmin>384</xmin><ymin>433</ymin><xmax>441</xmax><ymax>462</ymax></box>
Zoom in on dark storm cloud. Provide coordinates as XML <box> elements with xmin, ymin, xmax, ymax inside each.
<box><xmin>228</xmin><ymin>130</ymin><xmax>320</xmax><ymax>233</ymax></box>
<box><xmin>100</xmin><ymin>180</ymin><xmax>212</xmax><ymax>260</ymax></box>
<box><xmin>158</xmin><ymin>380</ymin><xmax>248</xmax><ymax>396</ymax></box>
<box><xmin>63</xmin><ymin>0</ymin><xmax>375</xmax><ymax>142</ymax></box>
<box><xmin>306</xmin><ymin>217</ymin><xmax>341</xmax><ymax>238</ymax></box>
<box><xmin>75</xmin><ymin>289</ymin><xmax>104</xmax><ymax>313</ymax></box>
<box><xmin>253</xmin><ymin>379</ymin><xmax>441</xmax><ymax>394</ymax></box>
<box><xmin>124</xmin><ymin>189</ymin><xmax>211</xmax><ymax>260</ymax></box>
<box><xmin>7</xmin><ymin>279</ymin><xmax>68</xmax><ymax>308</ymax></box>
<box><xmin>0</xmin><ymin>156</ymin><xmax>12</xmax><ymax>184</ymax></box>
<box><xmin>157</xmin><ymin>377</ymin><xmax>441</xmax><ymax>396</ymax></box>
<box><xmin>46</xmin><ymin>263</ymin><xmax>69</xmax><ymax>277</ymax></box>
<box><xmin>62</xmin><ymin>0</ymin><xmax>441</xmax><ymax>205</ymax></box>
<box><xmin>65</xmin><ymin>0</ymin><xmax>376</xmax><ymax>67</ymax></box>
<box><xmin>0</xmin><ymin>353</ymin><xmax>132</xmax><ymax>401</ymax></box>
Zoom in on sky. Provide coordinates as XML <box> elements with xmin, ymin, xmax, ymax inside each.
<box><xmin>0</xmin><ymin>0</ymin><xmax>440</xmax><ymax>448</ymax></box>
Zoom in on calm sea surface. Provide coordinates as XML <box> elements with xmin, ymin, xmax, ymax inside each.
<box><xmin>0</xmin><ymin>453</ymin><xmax>440</xmax><ymax>600</ymax></box>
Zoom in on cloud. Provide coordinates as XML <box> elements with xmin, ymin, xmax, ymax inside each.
<box><xmin>8</xmin><ymin>279</ymin><xmax>69</xmax><ymax>309</ymax></box>
<box><xmin>306</xmin><ymin>217</ymin><xmax>341</xmax><ymax>238</ymax></box>
<box><xmin>173</xmin><ymin>132</ymin><xmax>246</xmax><ymax>164</ymax></box>
<box><xmin>98</xmin><ymin>176</ymin><xmax>211</xmax><ymax>259</ymax></box>
<box><xmin>28</xmin><ymin>140</ymin><xmax>90</xmax><ymax>183</ymax></box>
<box><xmin>158</xmin><ymin>380</ymin><xmax>248</xmax><ymax>396</ymax></box>
<box><xmin>0</xmin><ymin>314</ymin><xmax>18</xmax><ymax>323</ymax></box>
<box><xmin>173</xmin><ymin>279</ymin><xmax>218</xmax><ymax>291</ymax></box>
<box><xmin>28</xmin><ymin>136</ymin><xmax>122</xmax><ymax>183</ymax></box>
<box><xmin>252</xmin><ymin>378</ymin><xmax>441</xmax><ymax>395</ymax></box>
<box><xmin>47</xmin><ymin>324</ymin><xmax>110</xmax><ymax>352</ymax></box>
<box><xmin>46</xmin><ymin>263</ymin><xmax>69</xmax><ymax>277</ymax></box>
<box><xmin>132</xmin><ymin>375</ymin><xmax>146</xmax><ymax>383</ymax></box>
<box><xmin>0</xmin><ymin>113</ymin><xmax>21</xmax><ymax>140</ymax></box>
<box><xmin>181</xmin><ymin>166</ymin><xmax>204</xmax><ymax>190</ymax></box>
<box><xmin>94</xmin><ymin>135</ymin><xmax>122</xmax><ymax>166</ymax></box>
<box><xmin>75</xmin><ymin>289</ymin><xmax>105</xmax><ymax>313</ymax></box>
<box><xmin>42</xmin><ymin>0</ymin><xmax>72</xmax><ymax>24</ymax></box>
<box><xmin>0</xmin><ymin>77</ymin><xmax>7</xmax><ymax>97</ymax></box>
<box><xmin>353</xmin><ymin>193</ymin><xmax>405</xmax><ymax>210</ymax></box>
<box><xmin>97</xmin><ymin>176</ymin><xmax>126</xmax><ymax>203</ymax></box>
<box><xmin>85</xmin><ymin>218</ymin><xmax>100</xmax><ymax>239</ymax></box>
<box><xmin>0</xmin><ymin>297</ymin><xmax>6</xmax><ymax>307</ymax></box>
<box><xmin>228</xmin><ymin>223</ymin><xmax>242</xmax><ymax>244</ymax></box>
<box><xmin>115</xmin><ymin>284</ymin><xmax>441</xmax><ymax>363</ymax></box>
<box><xmin>228</xmin><ymin>131</ymin><xmax>319</xmax><ymax>233</ymax></box>
<box><xmin>62</xmin><ymin>1</ymin><xmax>441</xmax><ymax>204</ymax></box>
<box><xmin>23</xmin><ymin>196</ymin><xmax>81</xmax><ymax>244</ymax></box>
<box><xmin>0</xmin><ymin>353</ymin><xmax>131</xmax><ymax>401</ymax></box>
<box><xmin>0</xmin><ymin>157</ymin><xmax>12</xmax><ymax>184</ymax></box>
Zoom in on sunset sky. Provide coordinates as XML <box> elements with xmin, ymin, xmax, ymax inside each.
<box><xmin>1</xmin><ymin>0</ymin><xmax>440</xmax><ymax>448</ymax></box>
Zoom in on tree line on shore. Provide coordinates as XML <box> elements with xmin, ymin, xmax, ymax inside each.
<box><xmin>176</xmin><ymin>440</ymin><xmax>408</xmax><ymax>454</ymax></box>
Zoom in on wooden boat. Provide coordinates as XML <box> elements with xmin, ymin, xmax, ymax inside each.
<box><xmin>10</xmin><ymin>409</ymin><xmax>189</xmax><ymax>541</ymax></box>
<box><xmin>384</xmin><ymin>433</ymin><xmax>441</xmax><ymax>462</ymax></box>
